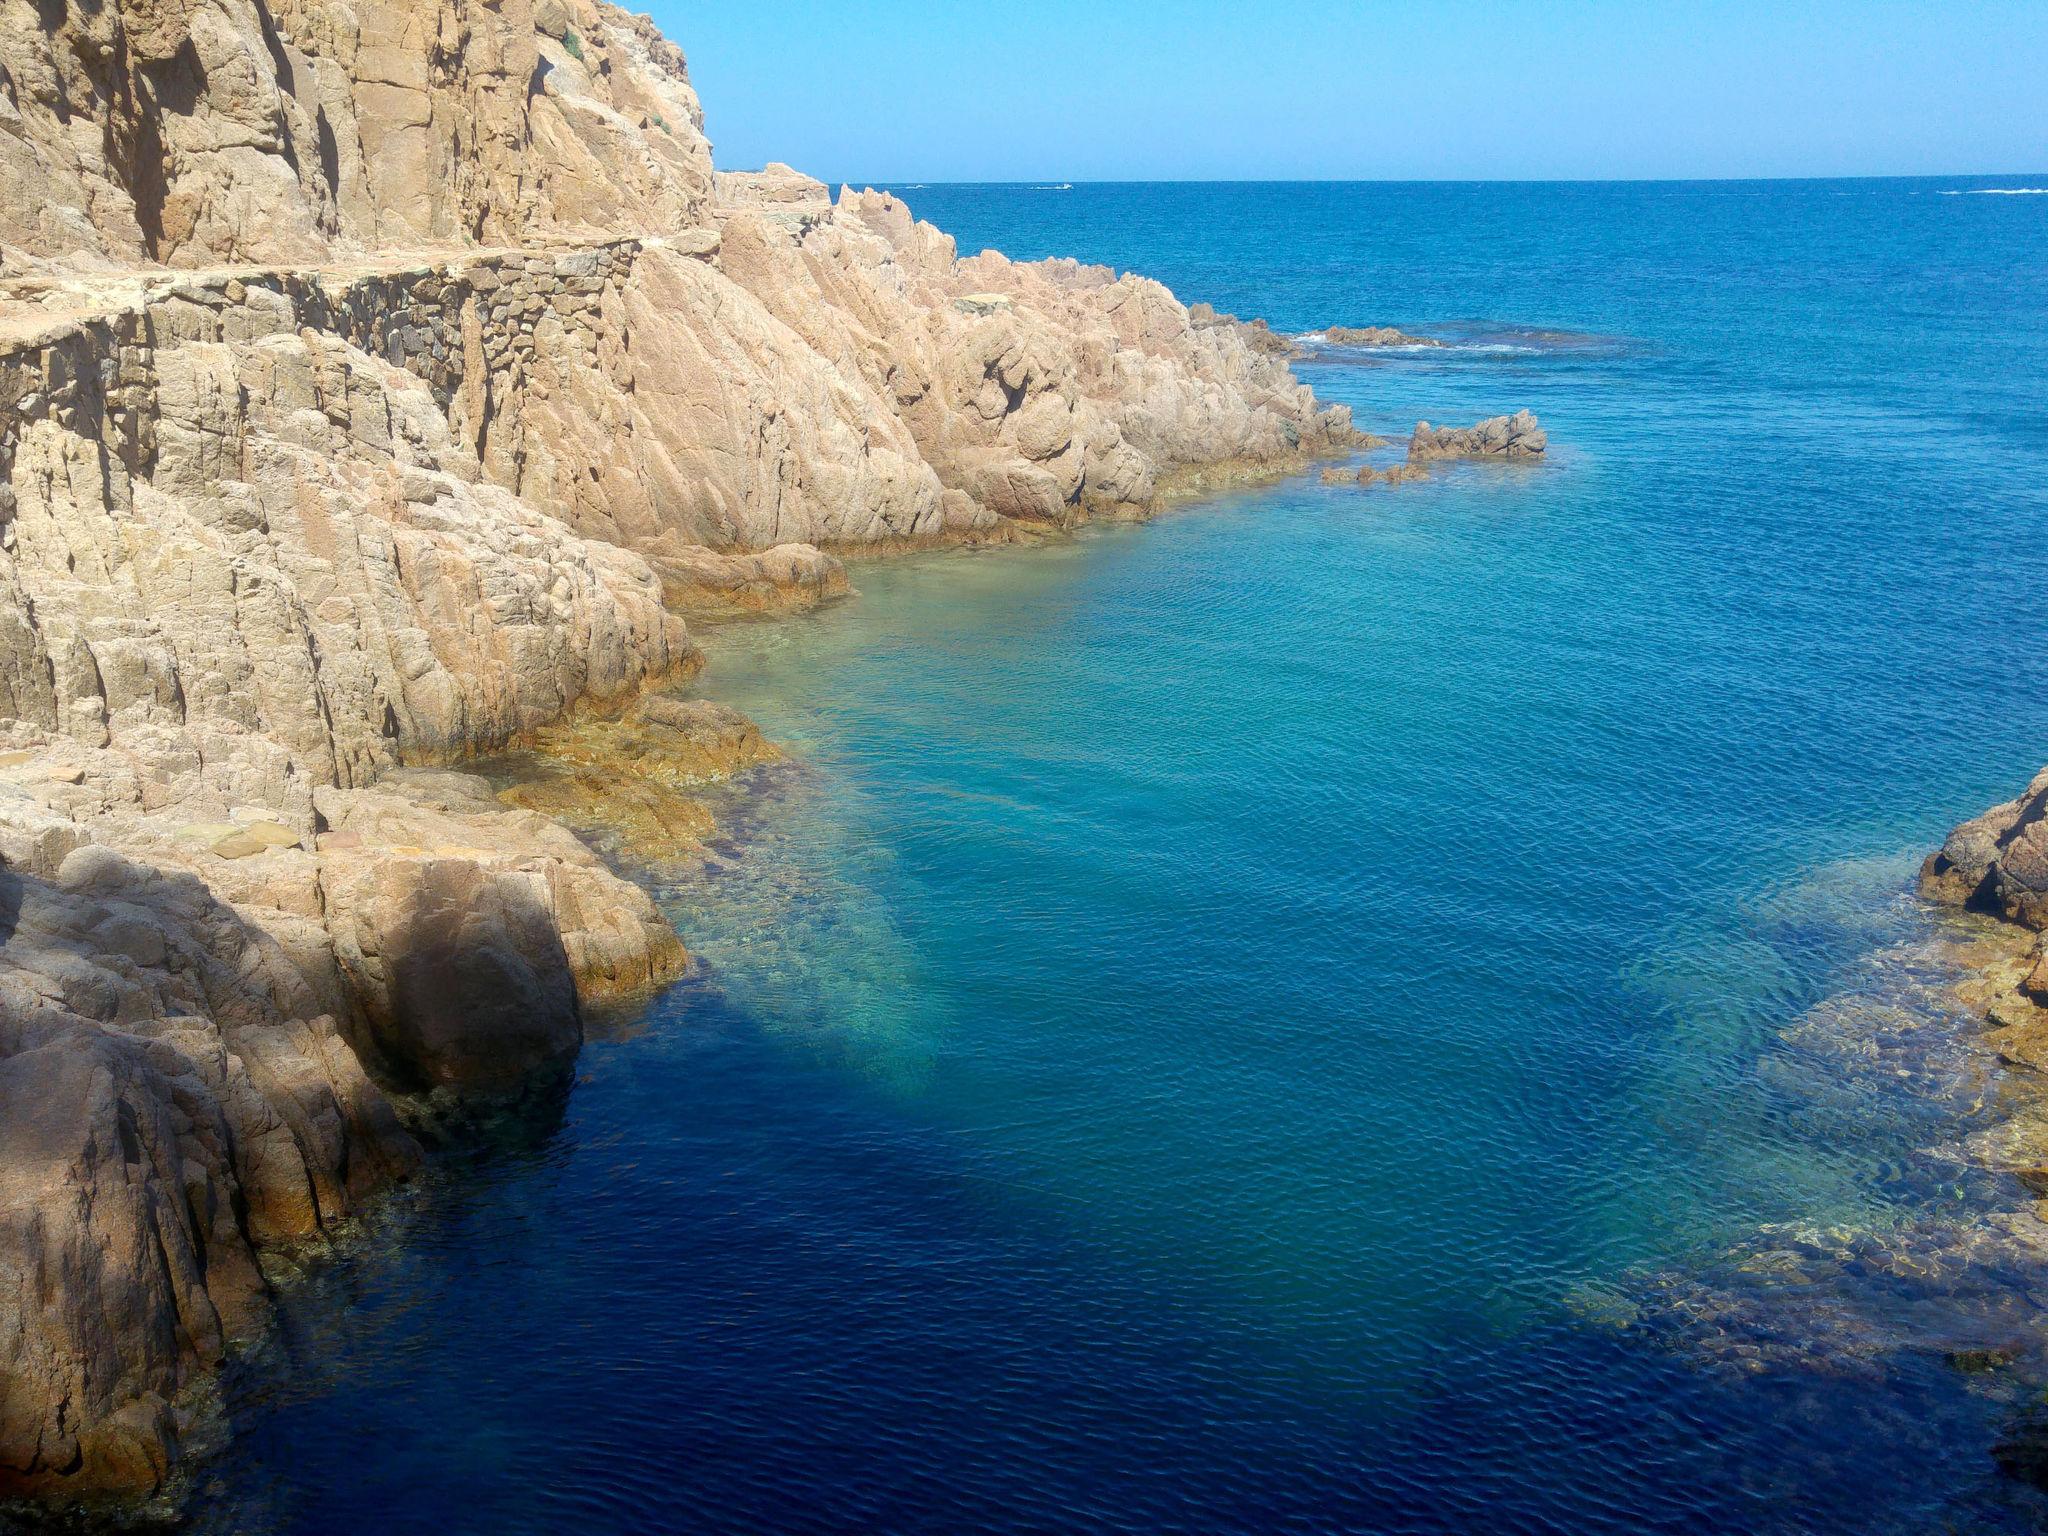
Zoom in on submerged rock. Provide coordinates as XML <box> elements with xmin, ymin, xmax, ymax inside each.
<box><xmin>495</xmin><ymin>695</ymin><xmax>779</xmax><ymax>866</ymax></box>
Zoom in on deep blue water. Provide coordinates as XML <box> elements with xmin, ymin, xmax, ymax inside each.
<box><xmin>145</xmin><ymin>180</ymin><xmax>2048</xmax><ymax>1533</ymax></box>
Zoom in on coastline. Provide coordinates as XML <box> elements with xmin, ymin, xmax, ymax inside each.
<box><xmin>2</xmin><ymin>2</ymin><xmax>2038</xmax><ymax>1526</ymax></box>
<box><xmin>0</xmin><ymin>0</ymin><xmax>1374</xmax><ymax>1500</ymax></box>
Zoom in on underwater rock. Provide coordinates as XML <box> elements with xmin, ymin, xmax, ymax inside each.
<box><xmin>494</xmin><ymin>695</ymin><xmax>778</xmax><ymax>867</ymax></box>
<box><xmin>634</xmin><ymin>698</ymin><xmax>777</xmax><ymax>779</ymax></box>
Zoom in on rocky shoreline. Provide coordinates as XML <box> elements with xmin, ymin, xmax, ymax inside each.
<box><xmin>0</xmin><ymin>1</ymin><xmax>2031</xmax><ymax>1517</ymax></box>
<box><xmin>0</xmin><ymin>0</ymin><xmax>1368</xmax><ymax>1502</ymax></box>
<box><xmin>1586</xmin><ymin>783</ymin><xmax>2048</xmax><ymax>1425</ymax></box>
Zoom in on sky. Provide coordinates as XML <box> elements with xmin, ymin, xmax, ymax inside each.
<box><xmin>643</xmin><ymin>1</ymin><xmax>2048</xmax><ymax>183</ymax></box>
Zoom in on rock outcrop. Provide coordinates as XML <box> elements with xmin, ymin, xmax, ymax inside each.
<box><xmin>1409</xmin><ymin>410</ymin><xmax>1548</xmax><ymax>460</ymax></box>
<box><xmin>1923</xmin><ymin>770</ymin><xmax>2048</xmax><ymax>931</ymax></box>
<box><xmin>1921</xmin><ymin>770</ymin><xmax>2048</xmax><ymax>1063</ymax></box>
<box><xmin>1319</xmin><ymin>326</ymin><xmax>1442</xmax><ymax>349</ymax></box>
<box><xmin>0</xmin><ymin>0</ymin><xmax>1358</xmax><ymax>1499</ymax></box>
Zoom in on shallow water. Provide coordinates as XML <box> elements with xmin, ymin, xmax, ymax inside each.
<box><xmin>91</xmin><ymin>179</ymin><xmax>2048</xmax><ymax>1533</ymax></box>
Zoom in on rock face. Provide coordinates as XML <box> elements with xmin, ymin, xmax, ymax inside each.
<box><xmin>0</xmin><ymin>0</ymin><xmax>1357</xmax><ymax>1499</ymax></box>
<box><xmin>1409</xmin><ymin>410</ymin><xmax>1548</xmax><ymax>460</ymax></box>
<box><xmin>0</xmin><ymin>0</ymin><xmax>715</xmax><ymax>268</ymax></box>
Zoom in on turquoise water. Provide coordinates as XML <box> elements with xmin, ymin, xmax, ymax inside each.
<box><xmin>111</xmin><ymin>180</ymin><xmax>2048</xmax><ymax>1533</ymax></box>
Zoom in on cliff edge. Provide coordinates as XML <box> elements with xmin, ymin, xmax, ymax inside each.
<box><xmin>0</xmin><ymin>0</ymin><xmax>1354</xmax><ymax>1500</ymax></box>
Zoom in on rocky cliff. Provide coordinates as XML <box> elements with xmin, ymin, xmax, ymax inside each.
<box><xmin>0</xmin><ymin>0</ymin><xmax>1354</xmax><ymax>1501</ymax></box>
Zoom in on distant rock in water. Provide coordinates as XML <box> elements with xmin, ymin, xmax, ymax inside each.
<box><xmin>1320</xmin><ymin>326</ymin><xmax>1444</xmax><ymax>348</ymax></box>
<box><xmin>1324</xmin><ymin>459</ymin><xmax>1433</xmax><ymax>490</ymax></box>
<box><xmin>1409</xmin><ymin>410</ymin><xmax>1549</xmax><ymax>460</ymax></box>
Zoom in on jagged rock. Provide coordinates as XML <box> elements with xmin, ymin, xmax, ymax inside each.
<box><xmin>0</xmin><ymin>843</ymin><xmax>423</xmax><ymax>1496</ymax></box>
<box><xmin>1187</xmin><ymin>303</ymin><xmax>1295</xmax><ymax>357</ymax></box>
<box><xmin>0</xmin><ymin>0</ymin><xmax>716</xmax><ymax>269</ymax></box>
<box><xmin>1922</xmin><ymin>768</ymin><xmax>2048</xmax><ymax>929</ymax></box>
<box><xmin>711</xmin><ymin>163</ymin><xmax>834</xmax><ymax>233</ymax></box>
<box><xmin>1409</xmin><ymin>410</ymin><xmax>1548</xmax><ymax>460</ymax></box>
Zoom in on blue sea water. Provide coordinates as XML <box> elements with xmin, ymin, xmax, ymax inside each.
<box><xmin>120</xmin><ymin>180</ymin><xmax>2048</xmax><ymax>1534</ymax></box>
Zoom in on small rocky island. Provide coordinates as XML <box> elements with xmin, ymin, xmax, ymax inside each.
<box><xmin>1410</xmin><ymin>410</ymin><xmax>1550</xmax><ymax>460</ymax></box>
<box><xmin>1318</xmin><ymin>411</ymin><xmax>1549</xmax><ymax>488</ymax></box>
<box><xmin>1319</xmin><ymin>325</ymin><xmax>1445</xmax><ymax>348</ymax></box>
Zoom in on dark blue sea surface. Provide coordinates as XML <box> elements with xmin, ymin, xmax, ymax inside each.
<box><xmin>162</xmin><ymin>180</ymin><xmax>2048</xmax><ymax>1533</ymax></box>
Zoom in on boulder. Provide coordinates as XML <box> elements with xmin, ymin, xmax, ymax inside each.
<box><xmin>1921</xmin><ymin>768</ymin><xmax>2048</xmax><ymax>930</ymax></box>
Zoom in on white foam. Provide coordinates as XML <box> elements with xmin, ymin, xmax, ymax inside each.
<box><xmin>1937</xmin><ymin>187</ymin><xmax>2048</xmax><ymax>196</ymax></box>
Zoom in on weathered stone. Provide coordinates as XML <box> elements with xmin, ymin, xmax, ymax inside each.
<box><xmin>1409</xmin><ymin>410</ymin><xmax>1549</xmax><ymax>460</ymax></box>
<box><xmin>1320</xmin><ymin>325</ymin><xmax>1443</xmax><ymax>348</ymax></box>
<box><xmin>1922</xmin><ymin>768</ymin><xmax>2048</xmax><ymax>931</ymax></box>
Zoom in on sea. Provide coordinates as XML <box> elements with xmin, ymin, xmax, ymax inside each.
<box><xmin>104</xmin><ymin>178</ymin><xmax>2048</xmax><ymax>1534</ymax></box>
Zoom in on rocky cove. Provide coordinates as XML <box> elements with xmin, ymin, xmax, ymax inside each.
<box><xmin>0</xmin><ymin>0</ymin><xmax>1462</xmax><ymax>1502</ymax></box>
<box><xmin>2</xmin><ymin>3</ymin><xmax>2046</xmax><ymax>1529</ymax></box>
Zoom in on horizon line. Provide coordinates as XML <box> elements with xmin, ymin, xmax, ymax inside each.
<box><xmin>746</xmin><ymin>170</ymin><xmax>2048</xmax><ymax>190</ymax></box>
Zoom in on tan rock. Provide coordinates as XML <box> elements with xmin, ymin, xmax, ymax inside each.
<box><xmin>1409</xmin><ymin>410</ymin><xmax>1548</xmax><ymax>461</ymax></box>
<box><xmin>1320</xmin><ymin>325</ymin><xmax>1443</xmax><ymax>348</ymax></box>
<box><xmin>1922</xmin><ymin>767</ymin><xmax>2048</xmax><ymax>930</ymax></box>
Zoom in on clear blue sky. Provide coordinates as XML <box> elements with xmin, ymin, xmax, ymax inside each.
<box><xmin>644</xmin><ymin>1</ymin><xmax>2048</xmax><ymax>182</ymax></box>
